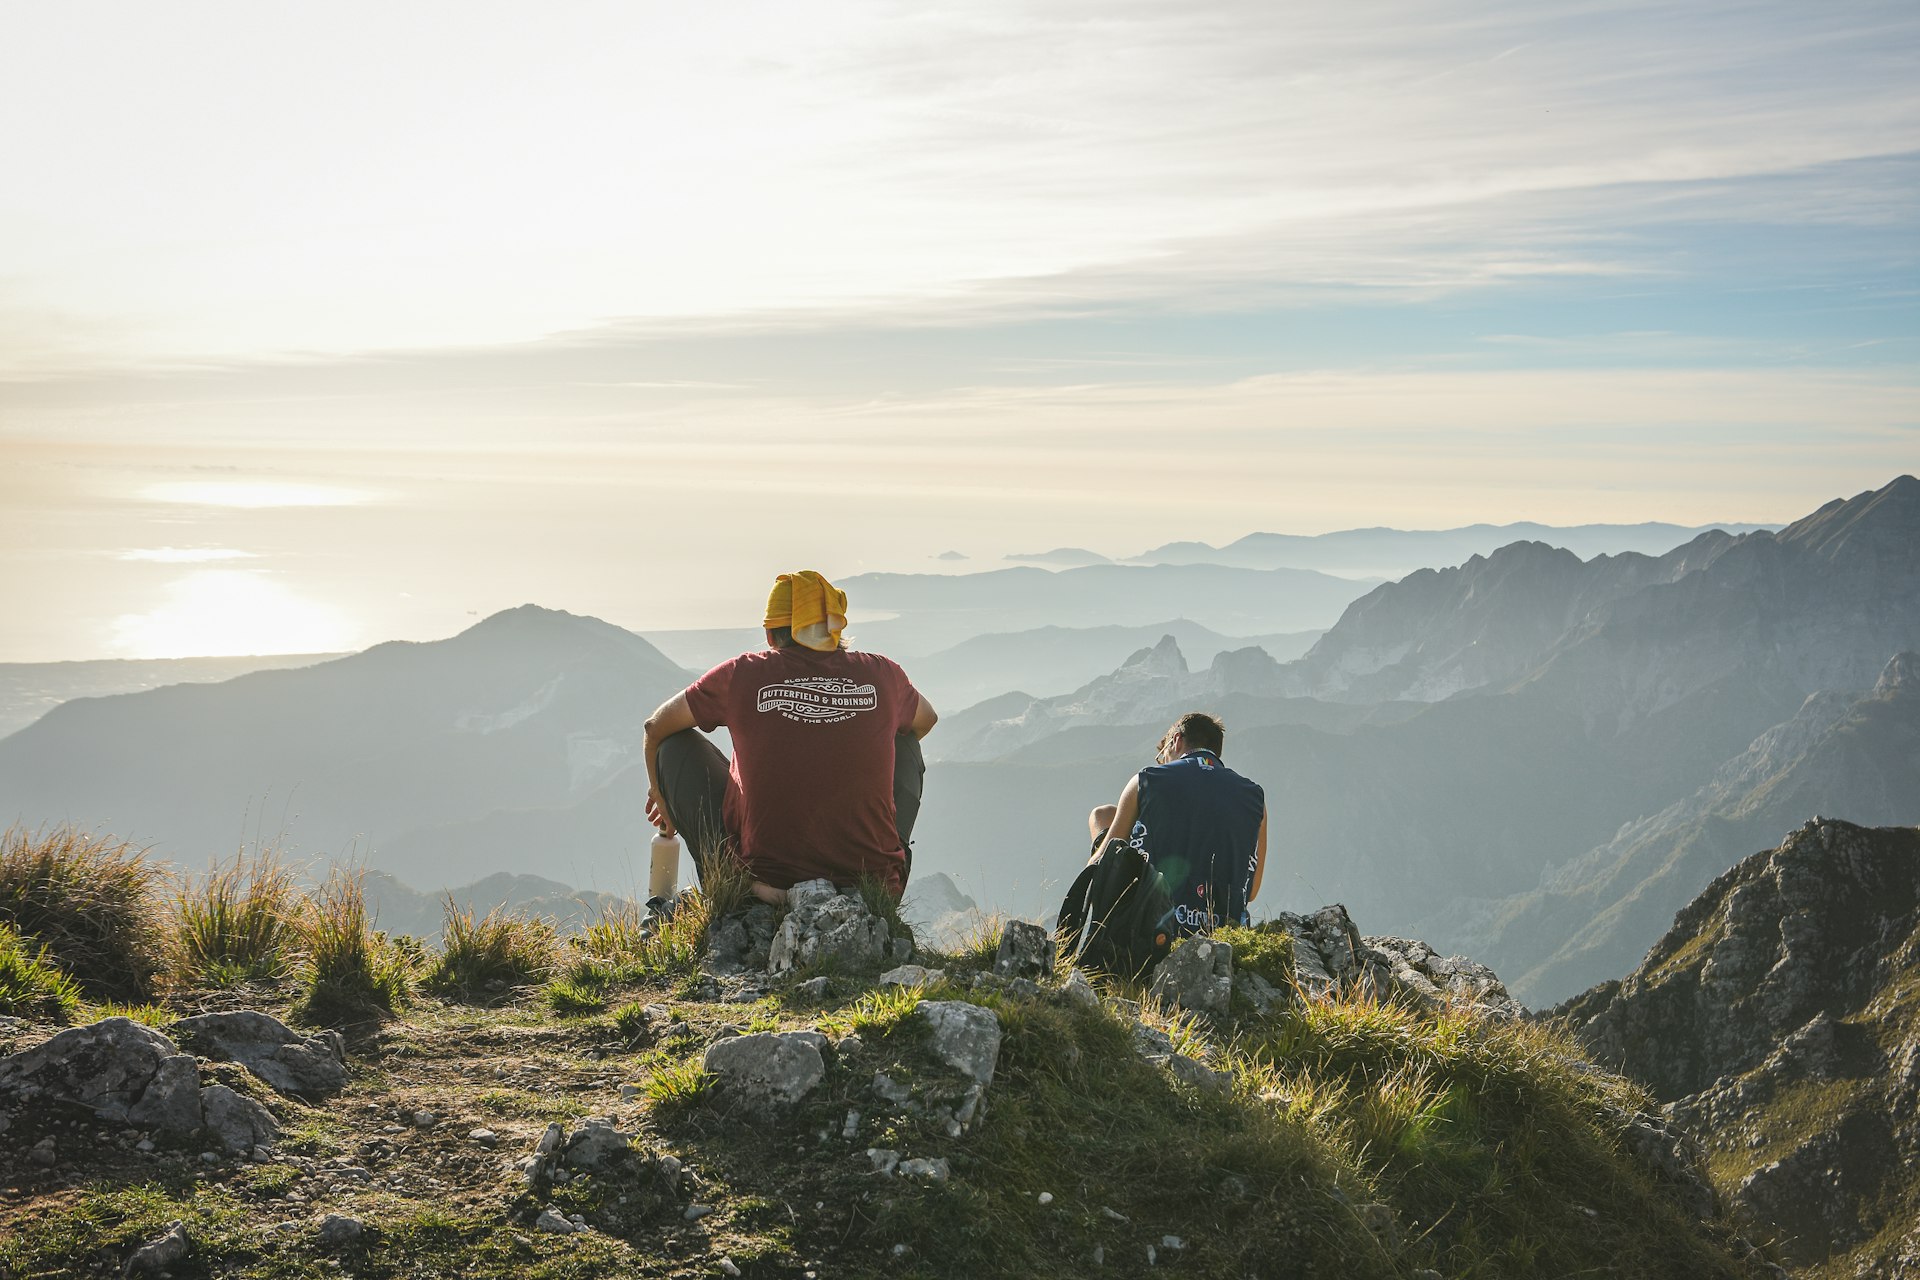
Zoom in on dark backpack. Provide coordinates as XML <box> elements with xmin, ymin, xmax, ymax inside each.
<box><xmin>1056</xmin><ymin>838</ymin><xmax>1176</xmax><ymax>981</ymax></box>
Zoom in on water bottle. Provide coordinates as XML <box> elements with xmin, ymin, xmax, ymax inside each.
<box><xmin>648</xmin><ymin>832</ymin><xmax>682</xmax><ymax>901</ymax></box>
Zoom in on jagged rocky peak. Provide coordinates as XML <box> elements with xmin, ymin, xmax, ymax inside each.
<box><xmin>1119</xmin><ymin>633</ymin><xmax>1188</xmax><ymax>676</ymax></box>
<box><xmin>1874</xmin><ymin>650</ymin><xmax>1919</xmax><ymax>698</ymax></box>
<box><xmin>1558</xmin><ymin>818</ymin><xmax>1920</xmax><ymax>1273</ymax></box>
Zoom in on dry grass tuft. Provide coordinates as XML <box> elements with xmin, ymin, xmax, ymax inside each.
<box><xmin>170</xmin><ymin>849</ymin><xmax>303</xmax><ymax>987</ymax></box>
<box><xmin>425</xmin><ymin>899</ymin><xmax>558</xmax><ymax>998</ymax></box>
<box><xmin>0</xmin><ymin>825</ymin><xmax>165</xmax><ymax>1000</ymax></box>
<box><xmin>294</xmin><ymin>868</ymin><xmax>412</xmax><ymax>1024</ymax></box>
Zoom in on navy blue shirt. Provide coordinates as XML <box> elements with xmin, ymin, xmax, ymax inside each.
<box><xmin>1126</xmin><ymin>749</ymin><xmax>1264</xmax><ymax>935</ymax></box>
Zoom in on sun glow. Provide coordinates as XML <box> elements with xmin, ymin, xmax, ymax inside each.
<box><xmin>109</xmin><ymin>570</ymin><xmax>359</xmax><ymax>658</ymax></box>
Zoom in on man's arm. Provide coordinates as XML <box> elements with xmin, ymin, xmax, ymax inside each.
<box><xmin>1248</xmin><ymin>804</ymin><xmax>1270</xmax><ymax>903</ymax></box>
<box><xmin>909</xmin><ymin>693</ymin><xmax>938</xmax><ymax>740</ymax></box>
<box><xmin>642</xmin><ymin>690</ymin><xmax>699</xmax><ymax>836</ymax></box>
<box><xmin>1092</xmin><ymin>775</ymin><xmax>1141</xmax><ymax>860</ymax></box>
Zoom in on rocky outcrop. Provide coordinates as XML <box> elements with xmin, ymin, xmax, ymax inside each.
<box><xmin>766</xmin><ymin>881</ymin><xmax>903</xmax><ymax>975</ymax></box>
<box><xmin>0</xmin><ymin>1017</ymin><xmax>279</xmax><ymax>1153</ymax></box>
<box><xmin>1559</xmin><ymin>819</ymin><xmax>1920</xmax><ymax>1271</ymax></box>
<box><xmin>172</xmin><ymin>1011</ymin><xmax>346</xmax><ymax>1099</ymax></box>
<box><xmin>1252</xmin><ymin>905</ymin><xmax>1523</xmax><ymax>1018</ymax></box>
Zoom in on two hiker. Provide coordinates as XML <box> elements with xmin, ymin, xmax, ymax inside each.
<box><xmin>643</xmin><ymin>570</ymin><xmax>1267</xmax><ymax>941</ymax></box>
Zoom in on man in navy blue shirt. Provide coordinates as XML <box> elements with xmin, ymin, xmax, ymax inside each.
<box><xmin>1087</xmin><ymin>712</ymin><xmax>1269</xmax><ymax>935</ymax></box>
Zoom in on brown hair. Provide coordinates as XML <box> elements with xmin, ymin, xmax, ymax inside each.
<box><xmin>766</xmin><ymin>626</ymin><xmax>794</xmax><ymax>649</ymax></box>
<box><xmin>1160</xmin><ymin>711</ymin><xmax>1225</xmax><ymax>759</ymax></box>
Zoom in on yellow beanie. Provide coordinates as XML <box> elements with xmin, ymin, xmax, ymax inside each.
<box><xmin>763</xmin><ymin>571</ymin><xmax>847</xmax><ymax>652</ymax></box>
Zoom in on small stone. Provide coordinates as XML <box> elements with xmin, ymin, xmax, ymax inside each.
<box><xmin>123</xmin><ymin>1221</ymin><xmax>191</xmax><ymax>1275</ymax></box>
<box><xmin>534</xmin><ymin>1207</ymin><xmax>575</xmax><ymax>1235</ymax></box>
<box><xmin>865</xmin><ymin>1147</ymin><xmax>901</xmax><ymax>1175</ymax></box>
<box><xmin>412</xmin><ymin>1111</ymin><xmax>437</xmax><ymax>1128</ymax></box>
<box><xmin>897</xmin><ymin>1156</ymin><xmax>951</xmax><ymax>1182</ymax></box>
<box><xmin>1101</xmin><ymin>1205</ymin><xmax>1128</xmax><ymax>1222</ymax></box>
<box><xmin>1148</xmin><ymin>1244</ymin><xmax>1157</xmax><ymax>1265</ymax></box>
<box><xmin>618</xmin><ymin>1084</ymin><xmax>640</xmax><ymax>1101</ymax></box>
<box><xmin>29</xmin><ymin>1137</ymin><xmax>55</xmax><ymax>1167</ymax></box>
<box><xmin>1038</xmin><ymin>1191</ymin><xmax>1054</xmax><ymax>1205</ymax></box>
<box><xmin>719</xmin><ymin>1260</ymin><xmax>743</xmax><ymax>1277</ymax></box>
<box><xmin>536</xmin><ymin>1123</ymin><xmax>565</xmax><ymax>1156</ymax></box>
<box><xmin>468</xmin><ymin>1128</ymin><xmax>498</xmax><ymax>1147</ymax></box>
<box><xmin>795</xmin><ymin>976</ymin><xmax>834</xmax><ymax>1002</ymax></box>
<box><xmin>891</xmin><ymin>1244</ymin><xmax>909</xmax><ymax>1258</ymax></box>
<box><xmin>993</xmin><ymin>920</ymin><xmax>1055</xmax><ymax>980</ymax></box>
<box><xmin>135</xmin><ymin>1139</ymin><xmax>156</xmax><ymax>1153</ymax></box>
<box><xmin>870</xmin><ymin>1072</ymin><xmax>913</xmax><ymax>1106</ymax></box>
<box><xmin>842</xmin><ymin>1109</ymin><xmax>860</xmax><ymax>1139</ymax></box>
<box><xmin>878</xmin><ymin>964</ymin><xmax>945</xmax><ymax>988</ymax></box>
<box><xmin>1160</xmin><ymin>1235</ymin><xmax>1185</xmax><ymax>1250</ymax></box>
<box><xmin>200</xmin><ymin>1151</ymin><xmax>219</xmax><ymax>1165</ymax></box>
<box><xmin>315</xmin><ymin>1214</ymin><xmax>364</xmax><ymax>1248</ymax></box>
<box><xmin>684</xmin><ymin>1202</ymin><xmax>716</xmax><ymax>1221</ymax></box>
<box><xmin>1093</xmin><ymin>1245</ymin><xmax>1104</xmax><ymax>1265</ymax></box>
<box><xmin>837</xmin><ymin>1034</ymin><xmax>865</xmax><ymax>1055</ymax></box>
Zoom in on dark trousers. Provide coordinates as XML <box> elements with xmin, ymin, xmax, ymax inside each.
<box><xmin>656</xmin><ymin>729</ymin><xmax>925</xmax><ymax>887</ymax></box>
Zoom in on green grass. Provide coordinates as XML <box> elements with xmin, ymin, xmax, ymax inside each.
<box><xmin>293</xmin><ymin>869</ymin><xmax>412</xmax><ymax>1024</ymax></box>
<box><xmin>640</xmin><ymin>1057</ymin><xmax>714</xmax><ymax>1115</ymax></box>
<box><xmin>423</xmin><ymin>899</ymin><xmax>558</xmax><ymax>998</ymax></box>
<box><xmin>83</xmin><ymin>1000</ymin><xmax>173</xmax><ymax>1027</ymax></box>
<box><xmin>170</xmin><ymin>849</ymin><xmax>303</xmax><ymax>987</ymax></box>
<box><xmin>1216</xmin><ymin>920</ymin><xmax>1296</xmax><ymax>988</ymax></box>
<box><xmin>0</xmin><ymin>824</ymin><xmax>165</xmax><ymax>1000</ymax></box>
<box><xmin>543</xmin><ymin>978</ymin><xmax>607</xmax><ymax>1015</ymax></box>
<box><xmin>0</xmin><ymin>921</ymin><xmax>82</xmax><ymax>1021</ymax></box>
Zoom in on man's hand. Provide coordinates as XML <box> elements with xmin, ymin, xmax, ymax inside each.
<box><xmin>645</xmin><ymin>786</ymin><xmax>675</xmax><ymax>838</ymax></box>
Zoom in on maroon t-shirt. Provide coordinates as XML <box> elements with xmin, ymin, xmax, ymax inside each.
<box><xmin>683</xmin><ymin>646</ymin><xmax>922</xmax><ymax>893</ymax></box>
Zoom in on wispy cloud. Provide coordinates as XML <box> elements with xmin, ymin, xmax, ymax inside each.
<box><xmin>0</xmin><ymin>2</ymin><xmax>1912</xmax><ymax>371</ymax></box>
<box><xmin>118</xmin><ymin>547</ymin><xmax>258</xmax><ymax>563</ymax></box>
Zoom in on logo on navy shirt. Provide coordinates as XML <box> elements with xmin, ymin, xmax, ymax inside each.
<box><xmin>756</xmin><ymin>677</ymin><xmax>878</xmax><ymax>724</ymax></box>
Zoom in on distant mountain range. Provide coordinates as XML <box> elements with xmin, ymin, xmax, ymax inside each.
<box><xmin>0</xmin><ymin>605</ymin><xmax>689</xmax><ymax>890</ymax></box>
<box><xmin>1468</xmin><ymin>652</ymin><xmax>1920</xmax><ymax>1003</ymax></box>
<box><xmin>1128</xmin><ymin>519</ymin><xmax>1779</xmax><ymax>575</ymax></box>
<box><xmin>0</xmin><ymin>654</ymin><xmax>340</xmax><ymax>741</ymax></box>
<box><xmin>998</xmin><ymin>519</ymin><xmax>1777</xmax><ymax>576</ymax></box>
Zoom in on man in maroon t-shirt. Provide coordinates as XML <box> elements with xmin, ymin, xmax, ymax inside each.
<box><xmin>642</xmin><ymin>572</ymin><xmax>938</xmax><ymax>902</ymax></box>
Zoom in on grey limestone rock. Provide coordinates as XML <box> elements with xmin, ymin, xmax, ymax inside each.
<box><xmin>897</xmin><ymin>1156</ymin><xmax>951</xmax><ymax>1182</ymax></box>
<box><xmin>315</xmin><ymin>1214</ymin><xmax>364</xmax><ymax>1248</ymax></box>
<box><xmin>702</xmin><ymin>1031</ymin><xmax>826</xmax><ymax>1112</ymax></box>
<box><xmin>993</xmin><ymin>920</ymin><xmax>1055</xmax><ymax>980</ymax></box>
<box><xmin>878</xmin><ymin>964</ymin><xmax>945</xmax><ymax>988</ymax></box>
<box><xmin>1148</xmin><ymin>936</ymin><xmax>1233</xmax><ymax>1019</ymax></box>
<box><xmin>767</xmin><ymin>880</ymin><xmax>892</xmax><ymax>975</ymax></box>
<box><xmin>1058</xmin><ymin>967</ymin><xmax>1101</xmax><ymax>1010</ymax></box>
<box><xmin>704</xmin><ymin>902</ymin><xmax>779</xmax><ymax>977</ymax></box>
<box><xmin>172</xmin><ymin>1010</ymin><xmax>347</xmax><ymax>1099</ymax></box>
<box><xmin>123</xmin><ymin>1221</ymin><xmax>191</xmax><ymax>1276</ymax></box>
<box><xmin>917</xmin><ymin>1001</ymin><xmax>1001</xmax><ymax>1086</ymax></box>
<box><xmin>562</xmin><ymin>1118</ymin><xmax>635</xmax><ymax>1171</ymax></box>
<box><xmin>0</xmin><ymin>1018</ymin><xmax>205</xmax><ymax>1138</ymax></box>
<box><xmin>1360</xmin><ymin>935</ymin><xmax>1523</xmax><ymax>1019</ymax></box>
<box><xmin>201</xmin><ymin>1083</ymin><xmax>279</xmax><ymax>1154</ymax></box>
<box><xmin>1233</xmin><ymin>970</ymin><xmax>1288</xmax><ymax>1018</ymax></box>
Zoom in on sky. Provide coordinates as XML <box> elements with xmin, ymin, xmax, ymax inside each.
<box><xmin>0</xmin><ymin>1</ymin><xmax>1915</xmax><ymax>661</ymax></box>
